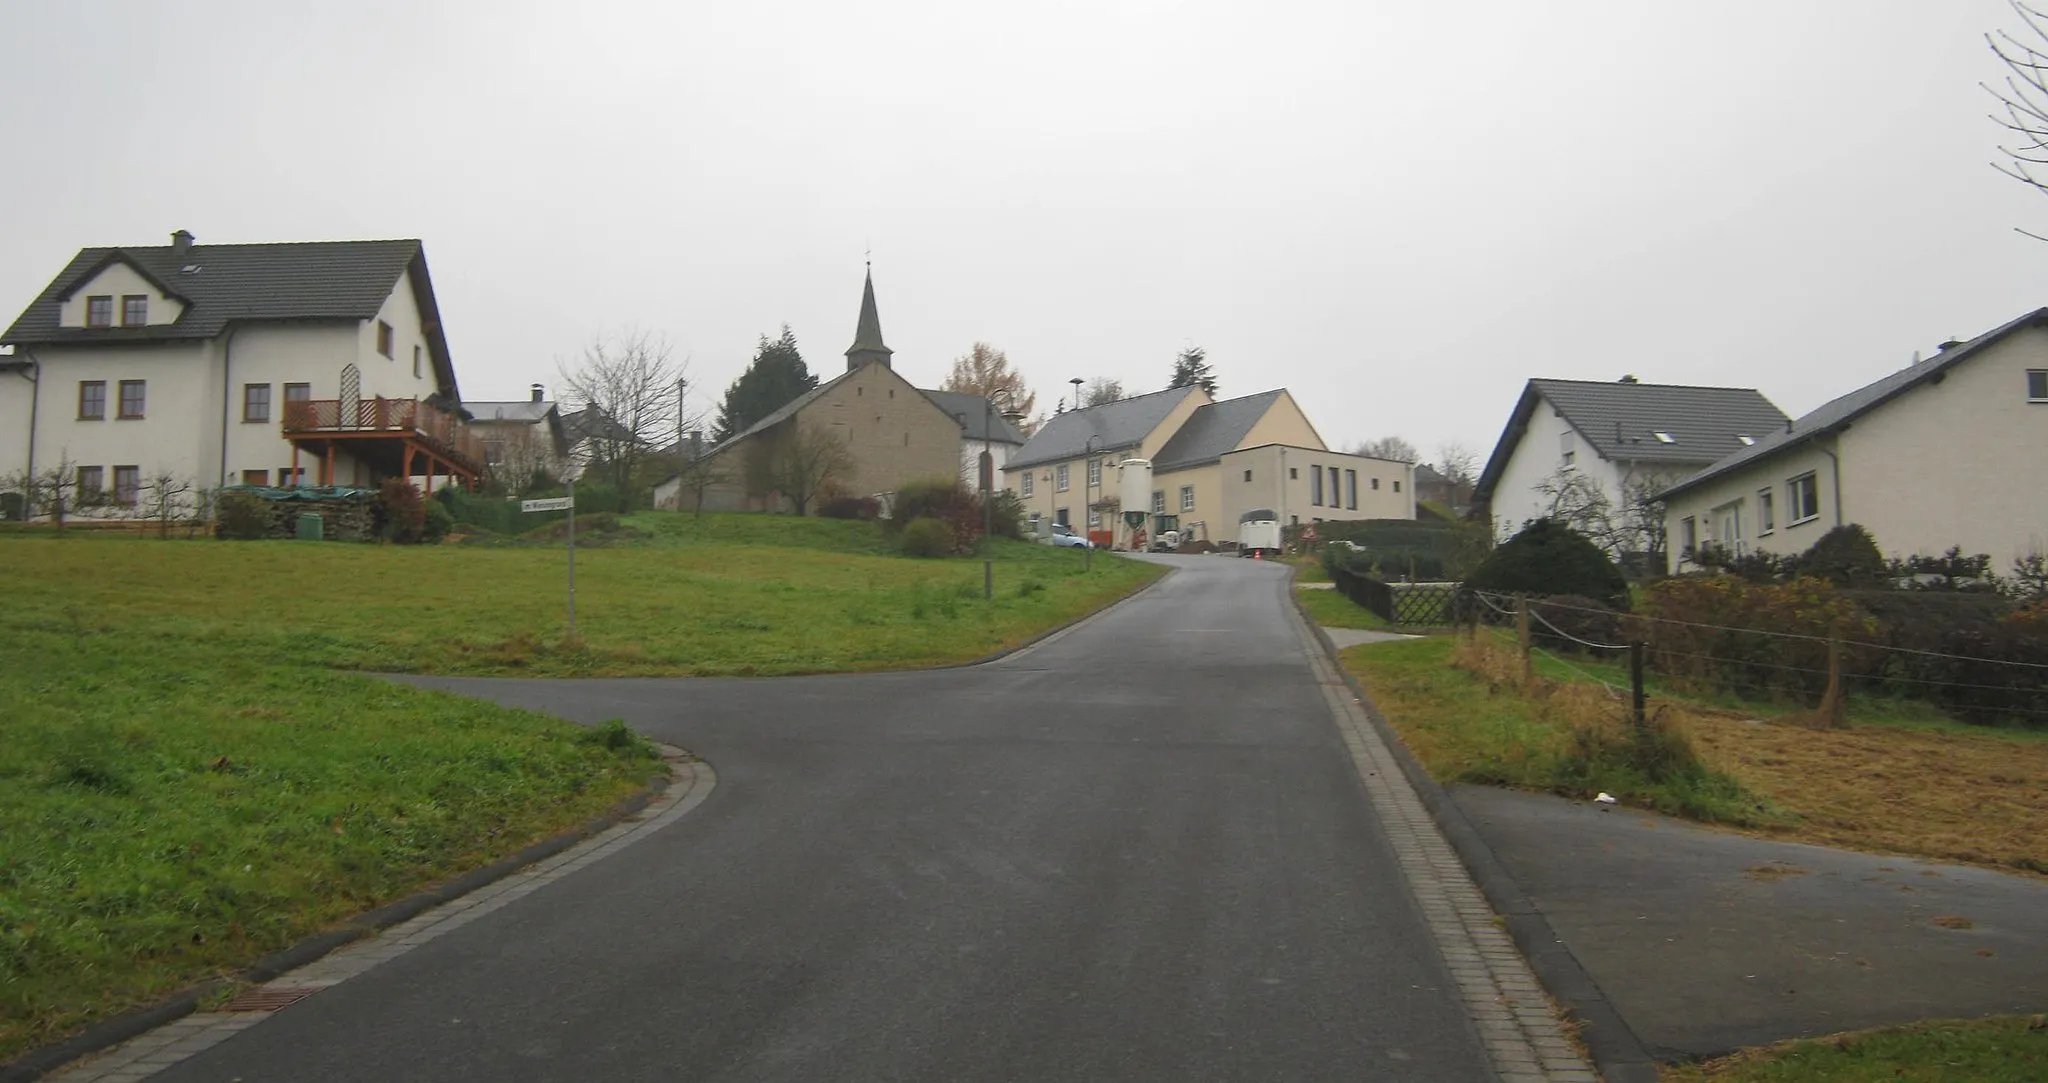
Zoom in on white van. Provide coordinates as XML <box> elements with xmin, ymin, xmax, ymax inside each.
<box><xmin>1237</xmin><ymin>508</ymin><xmax>1281</xmax><ymax>557</ymax></box>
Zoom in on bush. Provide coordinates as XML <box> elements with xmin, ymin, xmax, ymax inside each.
<box><xmin>376</xmin><ymin>480</ymin><xmax>426</xmax><ymax>544</ymax></box>
<box><xmin>215</xmin><ymin>491</ymin><xmax>271</xmax><ymax>540</ymax></box>
<box><xmin>1791</xmin><ymin>524</ymin><xmax>1888</xmax><ymax>589</ymax></box>
<box><xmin>888</xmin><ymin>478</ymin><xmax>982</xmax><ymax>554</ymax></box>
<box><xmin>423</xmin><ymin>500</ymin><xmax>455</xmax><ymax>543</ymax></box>
<box><xmin>1639</xmin><ymin>576</ymin><xmax>1876</xmax><ymax>701</ymax></box>
<box><xmin>1465</xmin><ymin>519</ymin><xmax>1629</xmax><ymax>610</ymax></box>
<box><xmin>1530</xmin><ymin>595</ymin><xmax>1624</xmax><ymax>652</ymax></box>
<box><xmin>900</xmin><ymin>516</ymin><xmax>953</xmax><ymax>558</ymax></box>
<box><xmin>985</xmin><ymin>490</ymin><xmax>1025</xmax><ymax>540</ymax></box>
<box><xmin>819</xmin><ymin>495</ymin><xmax>881</xmax><ymax>521</ymax></box>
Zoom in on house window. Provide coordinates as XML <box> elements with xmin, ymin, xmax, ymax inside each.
<box><xmin>279</xmin><ymin>467</ymin><xmax>303</xmax><ymax>487</ymax></box>
<box><xmin>1562</xmin><ymin>449</ymin><xmax>1576</xmax><ymax>467</ymax></box>
<box><xmin>1179</xmin><ymin>485</ymin><xmax>1195</xmax><ymax>511</ymax></box>
<box><xmin>413</xmin><ymin>345</ymin><xmax>423</xmax><ymax>379</ymax></box>
<box><xmin>1788</xmin><ymin>472</ymin><xmax>1820</xmax><ymax>523</ymax></box>
<box><xmin>78</xmin><ymin>381</ymin><xmax>106</xmax><ymax>420</ymax></box>
<box><xmin>1653</xmin><ymin>431</ymin><xmax>1676</xmax><ymax>444</ymax></box>
<box><xmin>118</xmin><ymin>380</ymin><xmax>145</xmax><ymax>419</ymax></box>
<box><xmin>1371</xmin><ymin>477</ymin><xmax>1380</xmax><ymax>490</ymax></box>
<box><xmin>2029</xmin><ymin>369</ymin><xmax>2048</xmax><ymax>402</ymax></box>
<box><xmin>376</xmin><ymin>321</ymin><xmax>394</xmax><ymax>358</ymax></box>
<box><xmin>1021</xmin><ymin>472</ymin><xmax>1034</xmax><ymax>498</ymax></box>
<box><xmin>1328</xmin><ymin>467</ymin><xmax>1341</xmax><ymax>508</ymax></box>
<box><xmin>1088</xmin><ymin>508</ymin><xmax>1101</xmax><ymax>528</ymax></box>
<box><xmin>1151</xmin><ymin>490</ymin><xmax>1165</xmax><ymax>514</ymax></box>
<box><xmin>1346</xmin><ymin>470</ymin><xmax>1358</xmax><ymax>509</ymax></box>
<box><xmin>1393</xmin><ymin>480</ymin><xmax>1401</xmax><ymax>493</ymax></box>
<box><xmin>86</xmin><ymin>296</ymin><xmax>113</xmax><ymax>328</ymax></box>
<box><xmin>484</xmin><ymin>439</ymin><xmax>507</xmax><ymax>465</ymax></box>
<box><xmin>1311</xmin><ymin>466</ymin><xmax>1323</xmax><ymax>506</ymax></box>
<box><xmin>1757</xmin><ymin>488</ymin><xmax>1775</xmax><ymax>534</ymax></box>
<box><xmin>76</xmin><ymin>465</ymin><xmax>104</xmax><ymax>501</ymax></box>
<box><xmin>1055</xmin><ymin>507</ymin><xmax>1069</xmax><ymax>526</ymax></box>
<box><xmin>1243</xmin><ymin>469</ymin><xmax>1252</xmax><ymax>482</ymax></box>
<box><xmin>1679</xmin><ymin>516</ymin><xmax>1697</xmax><ymax>555</ymax></box>
<box><xmin>284</xmin><ymin>382</ymin><xmax>311</xmax><ymax>403</ymax></box>
<box><xmin>112</xmin><ymin>466</ymin><xmax>139</xmax><ymax>505</ymax></box>
<box><xmin>1289</xmin><ymin>467</ymin><xmax>1298</xmax><ymax>479</ymax></box>
<box><xmin>121</xmin><ymin>295</ymin><xmax>148</xmax><ymax>326</ymax></box>
<box><xmin>243</xmin><ymin>383</ymin><xmax>272</xmax><ymax>423</ymax></box>
<box><xmin>1056</xmin><ymin>464</ymin><xmax>1070</xmax><ymax>492</ymax></box>
<box><xmin>1087</xmin><ymin>458</ymin><xmax>1101</xmax><ymax>488</ymax></box>
<box><xmin>242</xmin><ymin>469</ymin><xmax>269</xmax><ymax>486</ymax></box>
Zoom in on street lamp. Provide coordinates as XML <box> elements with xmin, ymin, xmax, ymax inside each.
<box><xmin>1083</xmin><ymin>434</ymin><xmax>1101</xmax><ymax>573</ymax></box>
<box><xmin>978</xmin><ymin>388</ymin><xmax>1024</xmax><ymax>600</ymax></box>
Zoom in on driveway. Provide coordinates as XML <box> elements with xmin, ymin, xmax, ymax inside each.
<box><xmin>139</xmin><ymin>557</ymin><xmax>1506</xmax><ymax>1082</ymax></box>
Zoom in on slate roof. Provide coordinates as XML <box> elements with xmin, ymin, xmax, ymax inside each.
<box><xmin>2</xmin><ymin>237</ymin><xmax>460</xmax><ymax>399</ymax></box>
<box><xmin>844</xmin><ymin>268</ymin><xmax>892</xmax><ymax>364</ymax></box>
<box><xmin>465</xmin><ymin>401</ymin><xmax>556</xmax><ymax>424</ymax></box>
<box><xmin>1007</xmin><ymin>386</ymin><xmax>1201</xmax><ymax>470</ymax></box>
<box><xmin>1660</xmin><ymin>306</ymin><xmax>2048</xmax><ymax>500</ymax></box>
<box><xmin>1472</xmin><ymin>378</ymin><xmax>1788</xmax><ymax>507</ymax></box>
<box><xmin>701</xmin><ymin>371</ymin><xmax>849</xmax><ymax>459</ymax></box>
<box><xmin>919</xmin><ymin>389</ymin><xmax>1026</xmax><ymax>444</ymax></box>
<box><xmin>560</xmin><ymin>404</ymin><xmax>642</xmax><ymax>445</ymax></box>
<box><xmin>1152</xmin><ymin>389</ymin><xmax>1286</xmax><ymax>470</ymax></box>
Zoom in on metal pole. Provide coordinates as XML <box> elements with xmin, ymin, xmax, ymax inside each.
<box><xmin>983</xmin><ymin>398</ymin><xmax>994</xmax><ymax>600</ymax></box>
<box><xmin>566</xmin><ymin>476</ymin><xmax>577</xmax><ymax>639</ymax></box>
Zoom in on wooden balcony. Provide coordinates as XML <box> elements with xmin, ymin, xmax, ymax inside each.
<box><xmin>282</xmin><ymin>397</ymin><xmax>486</xmax><ymax>488</ymax></box>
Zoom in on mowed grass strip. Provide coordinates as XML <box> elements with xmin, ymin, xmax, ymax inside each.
<box><xmin>0</xmin><ymin>621</ymin><xmax>662</xmax><ymax>1059</ymax></box>
<box><xmin>1343</xmin><ymin>634</ymin><xmax>2048</xmax><ymax>873</ymax></box>
<box><xmin>1293</xmin><ymin>585</ymin><xmax>1390</xmax><ymax>630</ymax></box>
<box><xmin>3</xmin><ymin>516</ymin><xmax>1163</xmax><ymax>678</ymax></box>
<box><xmin>1662</xmin><ymin>1015</ymin><xmax>2048</xmax><ymax>1082</ymax></box>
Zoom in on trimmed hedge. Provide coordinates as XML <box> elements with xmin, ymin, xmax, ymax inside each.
<box><xmin>1465</xmin><ymin>520</ymin><xmax>1629</xmax><ymax>610</ymax></box>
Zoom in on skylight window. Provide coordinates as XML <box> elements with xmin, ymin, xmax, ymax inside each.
<box><xmin>1737</xmin><ymin>435</ymin><xmax>1756</xmax><ymax>446</ymax></box>
<box><xmin>1653</xmin><ymin>431</ymin><xmax>1675</xmax><ymax>444</ymax></box>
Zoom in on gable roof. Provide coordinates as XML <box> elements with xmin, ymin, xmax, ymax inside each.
<box><xmin>3</xmin><ymin>237</ymin><xmax>461</xmax><ymax>400</ymax></box>
<box><xmin>700</xmin><ymin>368</ymin><xmax>852</xmax><ymax>460</ymax></box>
<box><xmin>1472</xmin><ymin>378</ymin><xmax>1788</xmax><ymax>507</ymax></box>
<box><xmin>560</xmin><ymin>404</ymin><xmax>641</xmax><ymax>445</ymax></box>
<box><xmin>1660</xmin><ymin>306</ymin><xmax>2048</xmax><ymax>500</ymax></box>
<box><xmin>919</xmin><ymin>389</ymin><xmax>1026</xmax><ymax>444</ymax></box>
<box><xmin>464</xmin><ymin>401</ymin><xmax>556</xmax><ymax>424</ymax></box>
<box><xmin>1152</xmin><ymin>389</ymin><xmax>1286</xmax><ymax>470</ymax></box>
<box><xmin>1007</xmin><ymin>386</ymin><xmax>1201</xmax><ymax>470</ymax></box>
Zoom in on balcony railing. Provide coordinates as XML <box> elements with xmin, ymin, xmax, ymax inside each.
<box><xmin>282</xmin><ymin>397</ymin><xmax>486</xmax><ymax>470</ymax></box>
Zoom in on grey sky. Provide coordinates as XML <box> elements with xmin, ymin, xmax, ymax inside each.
<box><xmin>2</xmin><ymin>1</ymin><xmax>2041</xmax><ymax>458</ymax></box>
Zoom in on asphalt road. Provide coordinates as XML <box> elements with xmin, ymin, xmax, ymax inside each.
<box><xmin>154</xmin><ymin>556</ymin><xmax>1495</xmax><ymax>1082</ymax></box>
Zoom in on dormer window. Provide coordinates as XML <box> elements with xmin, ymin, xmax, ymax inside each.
<box><xmin>1652</xmin><ymin>431</ymin><xmax>1676</xmax><ymax>444</ymax></box>
<box><xmin>121</xmin><ymin>295</ymin><xmax>148</xmax><ymax>326</ymax></box>
<box><xmin>86</xmin><ymin>296</ymin><xmax>113</xmax><ymax>328</ymax></box>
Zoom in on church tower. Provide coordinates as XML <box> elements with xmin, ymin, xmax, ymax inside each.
<box><xmin>843</xmin><ymin>265</ymin><xmax>894</xmax><ymax>371</ymax></box>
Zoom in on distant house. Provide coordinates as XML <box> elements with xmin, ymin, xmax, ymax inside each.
<box><xmin>1003</xmin><ymin>384</ymin><xmax>1412</xmax><ymax>546</ymax></box>
<box><xmin>463</xmin><ymin>383</ymin><xmax>569</xmax><ymax>487</ymax></box>
<box><xmin>1660</xmin><ymin>308</ymin><xmax>2048</xmax><ymax>575</ymax></box>
<box><xmin>921</xmin><ymin>388</ymin><xmax>1026</xmax><ymax>490</ymax></box>
<box><xmin>0</xmin><ymin>230</ymin><xmax>480</xmax><ymax>519</ymax></box>
<box><xmin>1471</xmin><ymin>377</ymin><xmax>1788</xmax><ymax>553</ymax></box>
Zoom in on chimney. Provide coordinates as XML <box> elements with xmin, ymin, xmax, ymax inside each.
<box><xmin>171</xmin><ymin>230</ymin><xmax>195</xmax><ymax>255</ymax></box>
<box><xmin>530</xmin><ymin>383</ymin><xmax>545</xmax><ymax>403</ymax></box>
<box><xmin>1618</xmin><ymin>374</ymin><xmax>1639</xmax><ymax>384</ymax></box>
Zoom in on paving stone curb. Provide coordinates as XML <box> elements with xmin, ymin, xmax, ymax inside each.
<box><xmin>3</xmin><ymin>746</ymin><xmax>705</xmax><ymax>1083</ymax></box>
<box><xmin>1290</xmin><ymin>585</ymin><xmax>1661</xmax><ymax>1083</ymax></box>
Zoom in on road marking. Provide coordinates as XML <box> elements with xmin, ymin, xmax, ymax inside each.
<box><xmin>1290</xmin><ymin>614</ymin><xmax>1599</xmax><ymax>1083</ymax></box>
<box><xmin>42</xmin><ymin>751</ymin><xmax>715</xmax><ymax>1083</ymax></box>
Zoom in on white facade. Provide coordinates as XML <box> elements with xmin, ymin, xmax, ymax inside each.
<box><xmin>1489</xmin><ymin>396</ymin><xmax>1624</xmax><ymax>540</ymax></box>
<box><xmin>957</xmin><ymin>437</ymin><xmax>1016</xmax><ymax>490</ymax></box>
<box><xmin>1665</xmin><ymin>324</ymin><xmax>2048</xmax><ymax>574</ymax></box>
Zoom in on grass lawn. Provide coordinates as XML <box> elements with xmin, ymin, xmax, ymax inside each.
<box><xmin>1663</xmin><ymin>1016</ymin><xmax>2048</xmax><ymax>1082</ymax></box>
<box><xmin>1342</xmin><ymin>634</ymin><xmax>2048</xmax><ymax>873</ymax></box>
<box><xmin>0</xmin><ymin>513</ymin><xmax>1162</xmax><ymax>1060</ymax></box>
<box><xmin>1293</xmin><ymin>584</ymin><xmax>1390</xmax><ymax>630</ymax></box>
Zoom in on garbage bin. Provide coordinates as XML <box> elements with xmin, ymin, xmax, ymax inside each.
<box><xmin>295</xmin><ymin>513</ymin><xmax>324</xmax><ymax>541</ymax></box>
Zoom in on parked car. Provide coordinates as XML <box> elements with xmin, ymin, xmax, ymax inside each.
<box><xmin>1046</xmin><ymin>522</ymin><xmax>1093</xmax><ymax>549</ymax></box>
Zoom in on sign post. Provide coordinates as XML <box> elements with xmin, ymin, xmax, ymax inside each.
<box><xmin>521</xmin><ymin>473</ymin><xmax>581</xmax><ymax>639</ymax></box>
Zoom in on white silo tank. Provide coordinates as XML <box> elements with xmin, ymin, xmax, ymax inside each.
<box><xmin>1117</xmin><ymin>458</ymin><xmax>1152</xmax><ymax>513</ymax></box>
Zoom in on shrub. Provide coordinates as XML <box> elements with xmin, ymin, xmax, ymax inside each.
<box><xmin>1790</xmin><ymin>524</ymin><xmax>1888</xmax><ymax>588</ymax></box>
<box><xmin>900</xmin><ymin>516</ymin><xmax>952</xmax><ymax>558</ymax></box>
<box><xmin>1895</xmin><ymin>546</ymin><xmax>1997</xmax><ymax>590</ymax></box>
<box><xmin>819</xmin><ymin>495</ymin><xmax>881</xmax><ymax>520</ymax></box>
<box><xmin>888</xmin><ymin>477</ymin><xmax>982</xmax><ymax>554</ymax></box>
<box><xmin>985</xmin><ymin>490</ymin><xmax>1025</xmax><ymax>540</ymax></box>
<box><xmin>423</xmin><ymin>500</ymin><xmax>455</xmax><ymax>543</ymax></box>
<box><xmin>376</xmin><ymin>480</ymin><xmax>426</xmax><ymax>544</ymax></box>
<box><xmin>215</xmin><ymin>491</ymin><xmax>271</xmax><ymax>540</ymax></box>
<box><xmin>1639</xmin><ymin>575</ymin><xmax>1876</xmax><ymax>701</ymax></box>
<box><xmin>1464</xmin><ymin>519</ymin><xmax>1629</xmax><ymax>610</ymax></box>
<box><xmin>1529</xmin><ymin>595</ymin><xmax>1624</xmax><ymax>652</ymax></box>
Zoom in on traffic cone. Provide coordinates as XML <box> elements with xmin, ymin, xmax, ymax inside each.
<box><xmin>1254</xmin><ymin>549</ymin><xmax>1262</xmax><ymax>560</ymax></box>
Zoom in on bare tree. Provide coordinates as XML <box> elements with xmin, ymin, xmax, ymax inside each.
<box><xmin>750</xmin><ymin>419</ymin><xmax>854</xmax><ymax>516</ymax></box>
<box><xmin>555</xmin><ymin>328</ymin><xmax>687</xmax><ymax>502</ymax></box>
<box><xmin>1427</xmin><ymin>442</ymin><xmax>1481</xmax><ymax>510</ymax></box>
<box><xmin>1532</xmin><ymin>464</ymin><xmax>1677</xmax><ymax>572</ymax></box>
<box><xmin>667</xmin><ymin>446</ymin><xmax>731</xmax><ymax>517</ymax></box>
<box><xmin>1351</xmin><ymin>436</ymin><xmax>1419</xmax><ymax>463</ymax></box>
<box><xmin>142</xmin><ymin>471</ymin><xmax>196</xmax><ymax>538</ymax></box>
<box><xmin>941</xmin><ymin>343</ymin><xmax>1040</xmax><ymax>433</ymax></box>
<box><xmin>488</xmin><ymin>429</ymin><xmax>558</xmax><ymax>497</ymax></box>
<box><xmin>1987</xmin><ymin>1</ymin><xmax>2048</xmax><ymax>234</ymax></box>
<box><xmin>4</xmin><ymin>455</ymin><xmax>81</xmax><ymax>529</ymax></box>
<box><xmin>1081</xmin><ymin>377</ymin><xmax>1125</xmax><ymax>407</ymax></box>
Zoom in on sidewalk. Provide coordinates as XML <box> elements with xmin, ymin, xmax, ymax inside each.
<box><xmin>1448</xmin><ymin>785</ymin><xmax>2048</xmax><ymax>1061</ymax></box>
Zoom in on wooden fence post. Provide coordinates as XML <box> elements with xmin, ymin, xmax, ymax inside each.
<box><xmin>1630</xmin><ymin>640</ymin><xmax>1647</xmax><ymax>729</ymax></box>
<box><xmin>1516</xmin><ymin>595</ymin><xmax>1533</xmax><ymax>684</ymax></box>
<box><xmin>1813</xmin><ymin>634</ymin><xmax>1846</xmax><ymax>729</ymax></box>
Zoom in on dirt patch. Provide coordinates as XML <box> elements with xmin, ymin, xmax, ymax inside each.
<box><xmin>1931</xmin><ymin>915</ymin><xmax>1975</xmax><ymax>930</ymax></box>
<box><xmin>1745</xmin><ymin>862</ymin><xmax>1810</xmax><ymax>881</ymax></box>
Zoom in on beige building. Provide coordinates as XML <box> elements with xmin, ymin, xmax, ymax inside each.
<box><xmin>1660</xmin><ymin>307</ymin><xmax>2048</xmax><ymax>574</ymax></box>
<box><xmin>1004</xmin><ymin>384</ymin><xmax>1412</xmax><ymax>546</ymax></box>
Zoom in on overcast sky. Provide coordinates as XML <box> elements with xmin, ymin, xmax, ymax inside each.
<box><xmin>2</xmin><ymin>1</ymin><xmax>2043</xmax><ymax>460</ymax></box>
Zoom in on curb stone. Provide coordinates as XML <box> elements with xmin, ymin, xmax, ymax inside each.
<box><xmin>1289</xmin><ymin>583</ymin><xmax>1661</xmax><ymax>1083</ymax></box>
<box><xmin>1</xmin><ymin>745</ymin><xmax>702</xmax><ymax>1083</ymax></box>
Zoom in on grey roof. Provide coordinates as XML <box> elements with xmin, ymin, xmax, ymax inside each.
<box><xmin>1006</xmin><ymin>386</ymin><xmax>1201</xmax><ymax>470</ymax></box>
<box><xmin>1472</xmin><ymin>378</ymin><xmax>1788</xmax><ymax>507</ymax></box>
<box><xmin>702</xmin><ymin>370</ymin><xmax>851</xmax><ymax>459</ymax></box>
<box><xmin>1661</xmin><ymin>307</ymin><xmax>2048</xmax><ymax>500</ymax></box>
<box><xmin>560</xmin><ymin>404</ymin><xmax>641</xmax><ymax>445</ymax></box>
<box><xmin>919</xmin><ymin>389</ymin><xmax>1026</xmax><ymax>444</ymax></box>
<box><xmin>1152</xmin><ymin>389</ymin><xmax>1286</xmax><ymax>470</ymax></box>
<box><xmin>464</xmin><ymin>400</ymin><xmax>556</xmax><ymax>424</ymax></box>
<box><xmin>2</xmin><ymin>237</ymin><xmax>460</xmax><ymax>399</ymax></box>
<box><xmin>844</xmin><ymin>268</ymin><xmax>892</xmax><ymax>363</ymax></box>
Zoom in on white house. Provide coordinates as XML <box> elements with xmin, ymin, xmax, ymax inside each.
<box><xmin>465</xmin><ymin>383</ymin><xmax>569</xmax><ymax>485</ymax></box>
<box><xmin>919</xmin><ymin>388</ymin><xmax>1026</xmax><ymax>490</ymax></box>
<box><xmin>1660</xmin><ymin>308</ymin><xmax>2048</xmax><ymax>575</ymax></box>
<box><xmin>1472</xmin><ymin>376</ymin><xmax>1788</xmax><ymax>552</ymax></box>
<box><xmin>0</xmin><ymin>231</ymin><xmax>480</xmax><ymax>519</ymax></box>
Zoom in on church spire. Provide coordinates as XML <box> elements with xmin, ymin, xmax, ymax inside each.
<box><xmin>844</xmin><ymin>264</ymin><xmax>893</xmax><ymax>371</ymax></box>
